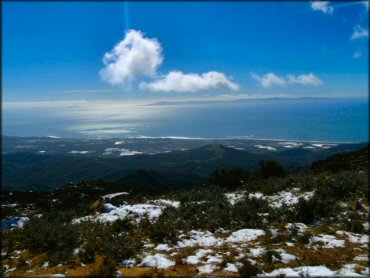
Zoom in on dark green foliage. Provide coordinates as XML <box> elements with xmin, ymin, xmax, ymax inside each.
<box><xmin>258</xmin><ymin>160</ymin><xmax>286</xmax><ymax>178</ymax></box>
<box><xmin>231</xmin><ymin>197</ymin><xmax>269</xmax><ymax>229</ymax></box>
<box><xmin>10</xmin><ymin>211</ymin><xmax>79</xmax><ymax>265</ymax></box>
<box><xmin>238</xmin><ymin>258</ymin><xmax>260</xmax><ymax>277</ymax></box>
<box><xmin>310</xmin><ymin>147</ymin><xmax>368</xmax><ymax>173</ymax></box>
<box><xmin>77</xmin><ymin>220</ymin><xmax>143</xmax><ymax>264</ymax></box>
<box><xmin>143</xmin><ymin>208</ymin><xmax>179</xmax><ymax>244</ymax></box>
<box><xmin>144</xmin><ymin>186</ymin><xmax>233</xmax><ymax>243</ymax></box>
<box><xmin>341</xmin><ymin>211</ymin><xmax>365</xmax><ymax>233</ymax></box>
<box><xmin>210</xmin><ymin>168</ymin><xmax>251</xmax><ymax>190</ymax></box>
<box><xmin>294</xmin><ymin>198</ymin><xmax>315</xmax><ymax>224</ymax></box>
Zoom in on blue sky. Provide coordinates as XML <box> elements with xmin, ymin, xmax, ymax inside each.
<box><xmin>3</xmin><ymin>1</ymin><xmax>369</xmax><ymax>102</ymax></box>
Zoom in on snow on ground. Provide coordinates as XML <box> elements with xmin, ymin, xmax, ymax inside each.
<box><xmin>205</xmin><ymin>254</ymin><xmax>223</xmax><ymax>264</ymax></box>
<box><xmin>198</xmin><ymin>264</ymin><xmax>218</xmax><ymax>274</ymax></box>
<box><xmin>176</xmin><ymin>229</ymin><xmax>264</xmax><ymax>249</ymax></box>
<box><xmin>177</xmin><ymin>230</ymin><xmax>221</xmax><ymax>248</ymax></box>
<box><xmin>248</xmin><ymin>188</ymin><xmax>314</xmax><ymax>208</ymax></box>
<box><xmin>72</xmin><ymin>197</ymin><xmax>182</xmax><ymax>224</ymax></box>
<box><xmin>254</xmin><ymin>145</ymin><xmax>277</xmax><ymax>151</ymax></box>
<box><xmin>1</xmin><ymin>202</ymin><xmax>18</xmax><ymax>208</ymax></box>
<box><xmin>274</xmin><ymin>248</ymin><xmax>296</xmax><ymax>263</ymax></box>
<box><xmin>224</xmin><ymin>263</ymin><xmax>238</xmax><ymax>272</ymax></box>
<box><xmin>285</xmin><ymin>223</ymin><xmax>308</xmax><ymax>234</ymax></box>
<box><xmin>309</xmin><ymin>234</ymin><xmax>345</xmax><ymax>248</ymax></box>
<box><xmin>249</xmin><ymin>247</ymin><xmax>265</xmax><ymax>257</ymax></box>
<box><xmin>353</xmin><ymin>254</ymin><xmax>368</xmax><ymax>262</ymax></box>
<box><xmin>138</xmin><ymin>254</ymin><xmax>175</xmax><ymax>269</ymax></box>
<box><xmin>72</xmin><ymin>204</ymin><xmax>164</xmax><ymax>224</ymax></box>
<box><xmin>185</xmin><ymin>249</ymin><xmax>213</xmax><ymax>265</ymax></box>
<box><xmin>154</xmin><ymin>244</ymin><xmax>171</xmax><ymax>252</ymax></box>
<box><xmin>150</xmin><ymin>199</ymin><xmax>180</xmax><ymax>208</ymax></box>
<box><xmin>336</xmin><ymin>231</ymin><xmax>369</xmax><ymax>245</ymax></box>
<box><xmin>1</xmin><ymin>216</ymin><xmax>29</xmax><ymax>230</ymax></box>
<box><xmin>225</xmin><ymin>192</ymin><xmax>245</xmax><ymax>205</ymax></box>
<box><xmin>121</xmin><ymin>259</ymin><xmax>136</xmax><ymax>268</ymax></box>
<box><xmin>337</xmin><ymin>264</ymin><xmax>366</xmax><ymax>276</ymax></box>
<box><xmin>227</xmin><ymin>229</ymin><xmax>265</xmax><ymax>243</ymax></box>
<box><xmin>262</xmin><ymin>265</ymin><xmax>336</xmax><ymax>276</ymax></box>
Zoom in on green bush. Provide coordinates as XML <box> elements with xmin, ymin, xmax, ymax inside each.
<box><xmin>210</xmin><ymin>168</ymin><xmax>251</xmax><ymax>190</ymax></box>
<box><xmin>258</xmin><ymin>160</ymin><xmax>286</xmax><ymax>179</ymax></box>
<box><xmin>77</xmin><ymin>220</ymin><xmax>143</xmax><ymax>264</ymax></box>
<box><xmin>231</xmin><ymin>197</ymin><xmax>270</xmax><ymax>229</ymax></box>
<box><xmin>9</xmin><ymin>210</ymin><xmax>79</xmax><ymax>265</ymax></box>
<box><xmin>238</xmin><ymin>258</ymin><xmax>260</xmax><ymax>277</ymax></box>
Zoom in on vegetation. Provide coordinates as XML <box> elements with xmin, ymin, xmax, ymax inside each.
<box><xmin>1</xmin><ymin>146</ymin><xmax>368</xmax><ymax>276</ymax></box>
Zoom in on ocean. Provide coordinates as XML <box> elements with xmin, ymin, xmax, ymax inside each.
<box><xmin>2</xmin><ymin>97</ymin><xmax>369</xmax><ymax>143</ymax></box>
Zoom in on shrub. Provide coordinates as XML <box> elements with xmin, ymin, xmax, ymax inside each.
<box><xmin>231</xmin><ymin>197</ymin><xmax>269</xmax><ymax>229</ymax></box>
<box><xmin>17</xmin><ymin>211</ymin><xmax>78</xmax><ymax>252</ymax></box>
<box><xmin>238</xmin><ymin>258</ymin><xmax>260</xmax><ymax>277</ymax></box>
<box><xmin>77</xmin><ymin>220</ymin><xmax>143</xmax><ymax>264</ymax></box>
<box><xmin>294</xmin><ymin>198</ymin><xmax>315</xmax><ymax>224</ymax></box>
<box><xmin>258</xmin><ymin>160</ymin><xmax>286</xmax><ymax>179</ymax></box>
<box><xmin>210</xmin><ymin>168</ymin><xmax>251</xmax><ymax>190</ymax></box>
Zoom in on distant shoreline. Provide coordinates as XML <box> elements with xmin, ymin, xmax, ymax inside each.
<box><xmin>2</xmin><ymin>134</ymin><xmax>367</xmax><ymax>145</ymax></box>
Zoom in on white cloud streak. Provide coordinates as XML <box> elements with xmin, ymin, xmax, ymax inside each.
<box><xmin>251</xmin><ymin>72</ymin><xmax>323</xmax><ymax>88</ymax></box>
<box><xmin>286</xmin><ymin>73</ymin><xmax>323</xmax><ymax>86</ymax></box>
<box><xmin>100</xmin><ymin>30</ymin><xmax>163</xmax><ymax>85</ymax></box>
<box><xmin>140</xmin><ymin>71</ymin><xmax>239</xmax><ymax>92</ymax></box>
<box><xmin>353</xmin><ymin>51</ymin><xmax>363</xmax><ymax>59</ymax></box>
<box><xmin>351</xmin><ymin>25</ymin><xmax>369</xmax><ymax>40</ymax></box>
<box><xmin>311</xmin><ymin>1</ymin><xmax>334</xmax><ymax>14</ymax></box>
<box><xmin>251</xmin><ymin>72</ymin><xmax>285</xmax><ymax>88</ymax></box>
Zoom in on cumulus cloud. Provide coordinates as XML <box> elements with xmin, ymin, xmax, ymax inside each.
<box><xmin>251</xmin><ymin>72</ymin><xmax>285</xmax><ymax>88</ymax></box>
<box><xmin>286</xmin><ymin>73</ymin><xmax>323</xmax><ymax>86</ymax></box>
<box><xmin>100</xmin><ymin>29</ymin><xmax>238</xmax><ymax>92</ymax></box>
<box><xmin>353</xmin><ymin>51</ymin><xmax>363</xmax><ymax>59</ymax></box>
<box><xmin>311</xmin><ymin>1</ymin><xmax>334</xmax><ymax>14</ymax></box>
<box><xmin>252</xmin><ymin>72</ymin><xmax>323</xmax><ymax>88</ymax></box>
<box><xmin>351</xmin><ymin>25</ymin><xmax>369</xmax><ymax>40</ymax></box>
<box><xmin>100</xmin><ymin>30</ymin><xmax>163</xmax><ymax>85</ymax></box>
<box><xmin>140</xmin><ymin>71</ymin><xmax>239</xmax><ymax>92</ymax></box>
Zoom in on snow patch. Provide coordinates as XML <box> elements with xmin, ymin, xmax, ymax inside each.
<box><xmin>138</xmin><ymin>254</ymin><xmax>175</xmax><ymax>269</ymax></box>
<box><xmin>310</xmin><ymin>234</ymin><xmax>345</xmax><ymax>248</ymax></box>
<box><xmin>226</xmin><ymin>229</ymin><xmax>265</xmax><ymax>243</ymax></box>
<box><xmin>177</xmin><ymin>231</ymin><xmax>221</xmax><ymax>248</ymax></box>
<box><xmin>198</xmin><ymin>264</ymin><xmax>218</xmax><ymax>274</ymax></box>
<box><xmin>72</xmin><ymin>204</ymin><xmax>164</xmax><ymax>224</ymax></box>
<box><xmin>224</xmin><ymin>263</ymin><xmax>238</xmax><ymax>272</ymax></box>
<box><xmin>262</xmin><ymin>265</ymin><xmax>336</xmax><ymax>276</ymax></box>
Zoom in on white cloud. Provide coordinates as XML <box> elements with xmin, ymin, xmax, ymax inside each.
<box><xmin>251</xmin><ymin>72</ymin><xmax>286</xmax><ymax>88</ymax></box>
<box><xmin>311</xmin><ymin>1</ymin><xmax>334</xmax><ymax>14</ymax></box>
<box><xmin>363</xmin><ymin>1</ymin><xmax>369</xmax><ymax>10</ymax></box>
<box><xmin>287</xmin><ymin>73</ymin><xmax>323</xmax><ymax>86</ymax></box>
<box><xmin>351</xmin><ymin>25</ymin><xmax>369</xmax><ymax>40</ymax></box>
<box><xmin>252</xmin><ymin>72</ymin><xmax>323</xmax><ymax>88</ymax></box>
<box><xmin>353</xmin><ymin>51</ymin><xmax>363</xmax><ymax>59</ymax></box>
<box><xmin>140</xmin><ymin>71</ymin><xmax>239</xmax><ymax>92</ymax></box>
<box><xmin>100</xmin><ymin>30</ymin><xmax>163</xmax><ymax>85</ymax></box>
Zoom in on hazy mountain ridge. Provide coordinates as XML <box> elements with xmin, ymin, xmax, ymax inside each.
<box><xmin>2</xmin><ymin>136</ymin><xmax>367</xmax><ymax>191</ymax></box>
